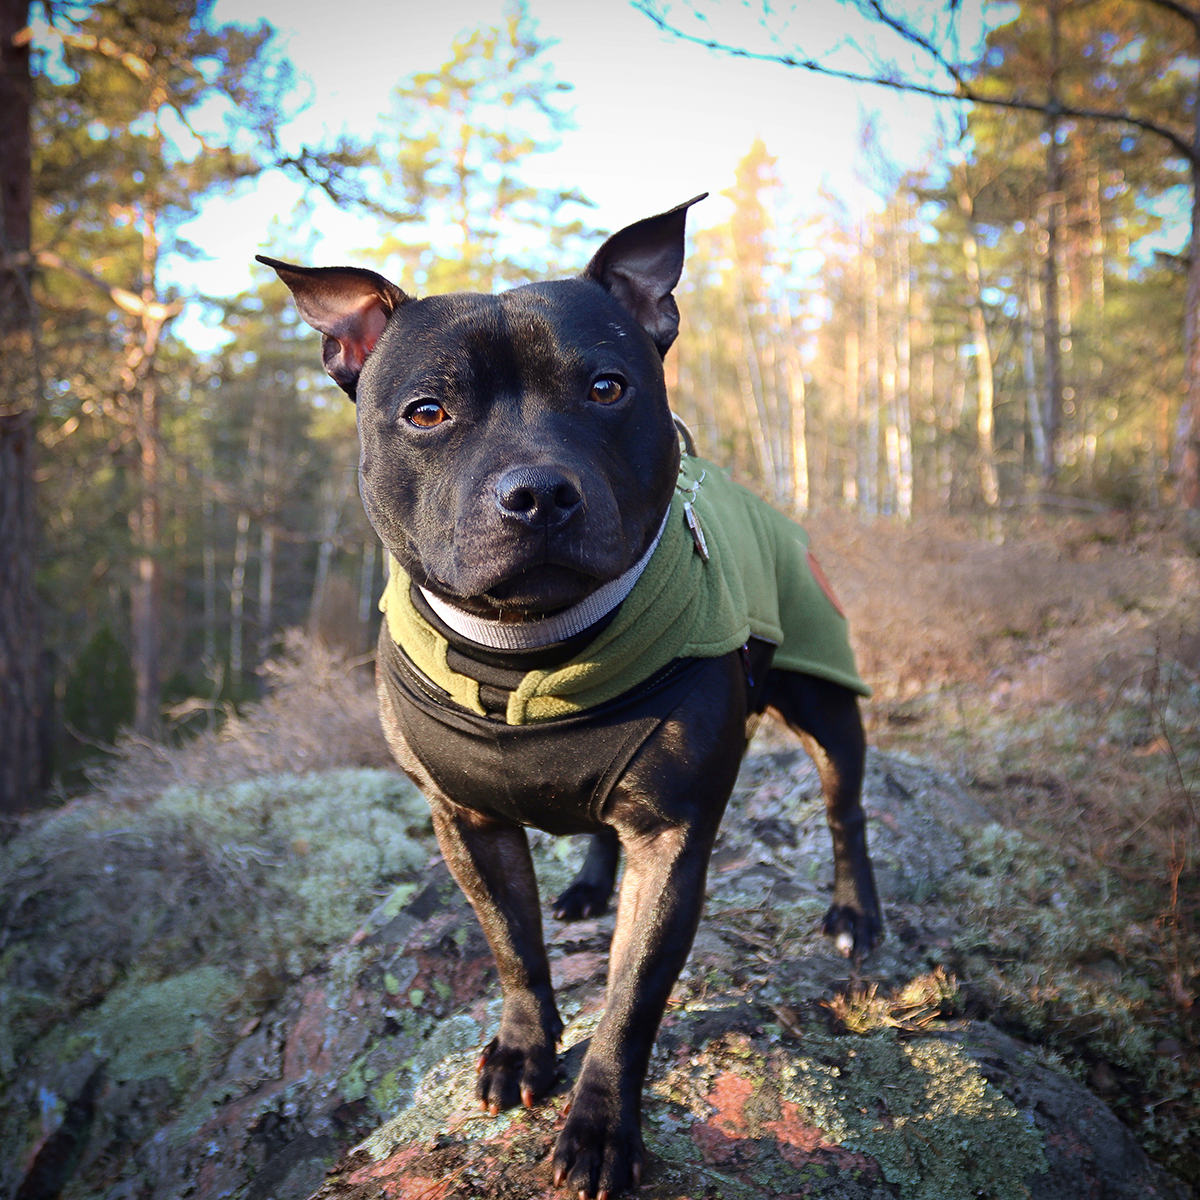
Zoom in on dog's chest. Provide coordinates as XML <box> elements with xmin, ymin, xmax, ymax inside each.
<box><xmin>378</xmin><ymin>629</ymin><xmax>712</xmax><ymax>834</ymax></box>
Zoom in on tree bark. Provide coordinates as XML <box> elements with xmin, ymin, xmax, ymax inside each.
<box><xmin>733</xmin><ymin>286</ymin><xmax>775</xmax><ymax>495</ymax></box>
<box><xmin>894</xmin><ymin>198</ymin><xmax>914</xmax><ymax>520</ymax></box>
<box><xmin>129</xmin><ymin>366</ymin><xmax>162</xmax><ymax>736</ymax></box>
<box><xmin>863</xmin><ymin>216</ymin><xmax>880</xmax><ymax>515</ymax></box>
<box><xmin>257</xmin><ymin>522</ymin><xmax>276</xmax><ymax>663</ymax></box>
<box><xmin>843</xmin><ymin>341</ymin><xmax>860</xmax><ymax>506</ymax></box>
<box><xmin>0</xmin><ymin>410</ymin><xmax>42</xmax><ymax>810</ymax></box>
<box><xmin>1178</xmin><ymin>95</ymin><xmax>1200</xmax><ymax>506</ymax></box>
<box><xmin>958</xmin><ymin>183</ymin><xmax>1000</xmax><ymax>506</ymax></box>
<box><xmin>0</xmin><ymin>0</ymin><xmax>44</xmax><ymax>812</ymax></box>
<box><xmin>1040</xmin><ymin>0</ymin><xmax>1065</xmax><ymax>494</ymax></box>
<box><xmin>229</xmin><ymin>508</ymin><xmax>250</xmax><ymax>683</ymax></box>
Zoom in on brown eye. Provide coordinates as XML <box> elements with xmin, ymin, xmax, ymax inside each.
<box><xmin>590</xmin><ymin>376</ymin><xmax>624</xmax><ymax>405</ymax></box>
<box><xmin>406</xmin><ymin>401</ymin><xmax>447</xmax><ymax>428</ymax></box>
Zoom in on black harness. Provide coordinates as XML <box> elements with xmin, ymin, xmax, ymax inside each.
<box><xmin>379</xmin><ymin>587</ymin><xmax>776</xmax><ymax>835</ymax></box>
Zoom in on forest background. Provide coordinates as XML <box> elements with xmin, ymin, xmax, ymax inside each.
<box><xmin>2</xmin><ymin>0</ymin><xmax>1200</xmax><ymax>1188</ymax></box>
<box><xmin>4</xmin><ymin>0</ymin><xmax>1199</xmax><ymax>779</ymax></box>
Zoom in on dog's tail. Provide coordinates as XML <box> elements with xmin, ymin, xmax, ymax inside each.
<box><xmin>671</xmin><ymin>413</ymin><xmax>697</xmax><ymax>458</ymax></box>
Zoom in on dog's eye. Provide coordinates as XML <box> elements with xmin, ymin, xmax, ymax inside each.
<box><xmin>406</xmin><ymin>401</ymin><xmax>447</xmax><ymax>428</ymax></box>
<box><xmin>589</xmin><ymin>376</ymin><xmax>624</xmax><ymax>405</ymax></box>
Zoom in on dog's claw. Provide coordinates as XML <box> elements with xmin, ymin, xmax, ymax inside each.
<box><xmin>521</xmin><ymin>1085</ymin><xmax>535</xmax><ymax>1109</ymax></box>
<box><xmin>553</xmin><ymin>1166</ymin><xmax>566</xmax><ymax>1186</ymax></box>
<box><xmin>835</xmin><ymin>930</ymin><xmax>855</xmax><ymax>957</ymax></box>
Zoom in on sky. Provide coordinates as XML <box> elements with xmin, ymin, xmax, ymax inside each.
<box><xmin>172</xmin><ymin>0</ymin><xmax>976</xmax><ymax>350</ymax></box>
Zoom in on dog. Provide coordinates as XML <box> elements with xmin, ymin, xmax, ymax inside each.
<box><xmin>259</xmin><ymin>195</ymin><xmax>880</xmax><ymax>1199</ymax></box>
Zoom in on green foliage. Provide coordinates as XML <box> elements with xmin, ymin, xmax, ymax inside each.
<box><xmin>30</xmin><ymin>0</ymin><xmax>375</xmax><ymax>750</ymax></box>
<box><xmin>376</xmin><ymin>0</ymin><xmax>591</xmax><ymax>293</ymax></box>
<box><xmin>61</xmin><ymin>623</ymin><xmax>135</xmax><ymax>746</ymax></box>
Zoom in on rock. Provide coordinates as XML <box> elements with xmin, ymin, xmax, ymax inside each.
<box><xmin>310</xmin><ymin>1012</ymin><xmax>1185</xmax><ymax>1200</ymax></box>
<box><xmin>1</xmin><ymin>751</ymin><xmax>1191</xmax><ymax>1199</ymax></box>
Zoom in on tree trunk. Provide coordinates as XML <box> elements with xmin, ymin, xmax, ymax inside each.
<box><xmin>0</xmin><ymin>0</ymin><xmax>43</xmax><ymax>811</ymax></box>
<box><xmin>257</xmin><ymin>522</ymin><xmax>276</xmax><ymax>663</ymax></box>
<box><xmin>780</xmin><ymin>305</ymin><xmax>809</xmax><ymax>514</ymax></box>
<box><xmin>733</xmin><ymin>286</ymin><xmax>775</xmax><ymax>495</ymax></box>
<box><xmin>129</xmin><ymin>369</ymin><xmax>162</xmax><ymax>736</ymax></box>
<box><xmin>1025</xmin><ymin>258</ymin><xmax>1050</xmax><ymax>483</ymax></box>
<box><xmin>863</xmin><ymin>216</ymin><xmax>880</xmax><ymax>515</ymax></box>
<box><xmin>842</xmin><ymin>322</ymin><xmax>860</xmax><ymax>508</ymax></box>
<box><xmin>202</xmin><ymin>472</ymin><xmax>217</xmax><ymax>665</ymax></box>
<box><xmin>358</xmin><ymin>538</ymin><xmax>377</xmax><ymax>644</ymax></box>
<box><xmin>1177</xmin><ymin>112</ymin><xmax>1200</xmax><ymax>507</ymax></box>
<box><xmin>0</xmin><ymin>410</ymin><xmax>42</xmax><ymax>810</ymax></box>
<box><xmin>309</xmin><ymin>467</ymin><xmax>352</xmax><ymax>635</ymax></box>
<box><xmin>958</xmin><ymin>184</ymin><xmax>1000</xmax><ymax>507</ymax></box>
<box><xmin>1040</xmin><ymin>0</ymin><xmax>1064</xmax><ymax>493</ymax></box>
<box><xmin>229</xmin><ymin>508</ymin><xmax>250</xmax><ymax>683</ymax></box>
<box><xmin>894</xmin><ymin>201</ymin><xmax>914</xmax><ymax>520</ymax></box>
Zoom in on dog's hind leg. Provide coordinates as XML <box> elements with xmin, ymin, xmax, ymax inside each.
<box><xmin>427</xmin><ymin>800</ymin><xmax>564</xmax><ymax>1113</ymax></box>
<box><xmin>765</xmin><ymin>671</ymin><xmax>882</xmax><ymax>959</ymax></box>
<box><xmin>552</xmin><ymin>827</ymin><xmax>620</xmax><ymax>920</ymax></box>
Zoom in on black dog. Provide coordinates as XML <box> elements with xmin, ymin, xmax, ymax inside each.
<box><xmin>260</xmin><ymin>197</ymin><xmax>880</xmax><ymax>1199</ymax></box>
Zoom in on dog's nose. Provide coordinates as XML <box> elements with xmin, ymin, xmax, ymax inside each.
<box><xmin>495</xmin><ymin>466</ymin><xmax>583</xmax><ymax>526</ymax></box>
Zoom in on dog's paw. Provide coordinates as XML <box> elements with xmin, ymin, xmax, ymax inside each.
<box><xmin>551</xmin><ymin>881</ymin><xmax>612</xmax><ymax>922</ymax></box>
<box><xmin>476</xmin><ymin>1036</ymin><xmax>558</xmax><ymax>1114</ymax></box>
<box><xmin>551</xmin><ymin>1083</ymin><xmax>644</xmax><ymax>1198</ymax></box>
<box><xmin>822</xmin><ymin>903</ymin><xmax>883</xmax><ymax>960</ymax></box>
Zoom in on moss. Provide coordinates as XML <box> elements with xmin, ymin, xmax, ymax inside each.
<box><xmin>82</xmin><ymin>966</ymin><xmax>237</xmax><ymax>1094</ymax></box>
<box><xmin>147</xmin><ymin>769</ymin><xmax>430</xmax><ymax>957</ymax></box>
<box><xmin>953</xmin><ymin>822</ymin><xmax>1160</xmax><ymax>1076</ymax></box>
<box><xmin>837</xmin><ymin>1037</ymin><xmax>1046</xmax><ymax>1199</ymax></box>
<box><xmin>370</xmin><ymin>1067</ymin><xmax>409</xmax><ymax>1116</ymax></box>
<box><xmin>646</xmin><ymin>1007</ymin><xmax>1046</xmax><ymax>1200</ymax></box>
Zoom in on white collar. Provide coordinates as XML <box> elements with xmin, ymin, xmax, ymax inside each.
<box><xmin>418</xmin><ymin>507</ymin><xmax>670</xmax><ymax>651</ymax></box>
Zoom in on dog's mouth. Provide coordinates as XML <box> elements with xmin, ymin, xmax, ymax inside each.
<box><xmin>418</xmin><ymin>507</ymin><xmax>670</xmax><ymax>649</ymax></box>
<box><xmin>436</xmin><ymin>563</ymin><xmax>600</xmax><ymax>620</ymax></box>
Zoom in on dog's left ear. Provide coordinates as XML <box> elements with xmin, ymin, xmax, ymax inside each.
<box><xmin>581</xmin><ymin>193</ymin><xmax>706</xmax><ymax>357</ymax></box>
<box><xmin>256</xmin><ymin>256</ymin><xmax>409</xmax><ymax>400</ymax></box>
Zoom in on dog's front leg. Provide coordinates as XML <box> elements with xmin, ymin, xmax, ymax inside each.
<box><xmin>552</xmin><ymin>663</ymin><xmax>747</xmax><ymax>1198</ymax></box>
<box><xmin>551</xmin><ymin>809</ymin><xmax>726</xmax><ymax>1197</ymax></box>
<box><xmin>428</xmin><ymin>800</ymin><xmax>563</xmax><ymax>1111</ymax></box>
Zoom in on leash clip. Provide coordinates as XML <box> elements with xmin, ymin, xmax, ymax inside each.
<box><xmin>683</xmin><ymin>501</ymin><xmax>709</xmax><ymax>561</ymax></box>
<box><xmin>677</xmin><ymin>470</ymin><xmax>709</xmax><ymax>561</ymax></box>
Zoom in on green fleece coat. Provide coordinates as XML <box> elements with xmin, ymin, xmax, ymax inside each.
<box><xmin>381</xmin><ymin>457</ymin><xmax>869</xmax><ymax>725</ymax></box>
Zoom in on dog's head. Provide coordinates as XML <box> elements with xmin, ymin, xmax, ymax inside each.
<box><xmin>260</xmin><ymin>196</ymin><xmax>703</xmax><ymax>618</ymax></box>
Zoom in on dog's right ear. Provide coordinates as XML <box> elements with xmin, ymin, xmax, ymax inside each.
<box><xmin>256</xmin><ymin>256</ymin><xmax>409</xmax><ymax>400</ymax></box>
<box><xmin>581</xmin><ymin>194</ymin><xmax>706</xmax><ymax>357</ymax></box>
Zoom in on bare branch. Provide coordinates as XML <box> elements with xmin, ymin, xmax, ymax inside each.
<box><xmin>1141</xmin><ymin>0</ymin><xmax>1200</xmax><ymax>35</ymax></box>
<box><xmin>30</xmin><ymin>251</ymin><xmax>184</xmax><ymax>321</ymax></box>
<box><xmin>859</xmin><ymin>0</ymin><xmax>972</xmax><ymax>93</ymax></box>
<box><xmin>16</xmin><ymin>22</ymin><xmax>152</xmax><ymax>82</ymax></box>
<box><xmin>632</xmin><ymin>1</ymin><xmax>1199</xmax><ymax>164</ymax></box>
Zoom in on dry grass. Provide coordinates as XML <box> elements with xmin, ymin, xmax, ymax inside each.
<box><xmin>94</xmin><ymin>629</ymin><xmax>394</xmax><ymax>806</ymax></box>
<box><xmin>804</xmin><ymin>507</ymin><xmax>1200</xmax><ymax>877</ymax></box>
<box><xmin>803</xmin><ymin>505</ymin><xmax>1200</xmax><ymax>1185</ymax></box>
